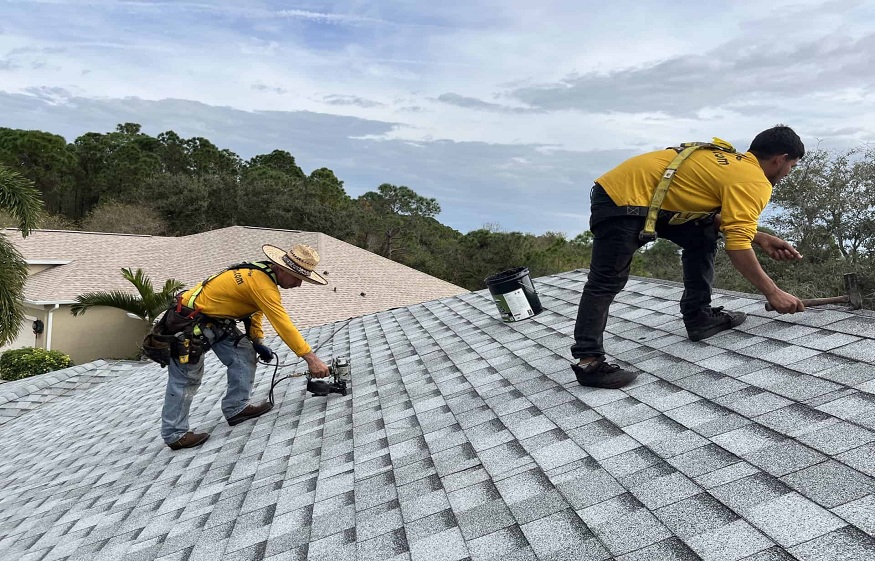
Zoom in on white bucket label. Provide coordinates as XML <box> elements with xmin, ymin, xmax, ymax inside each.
<box><xmin>494</xmin><ymin>288</ymin><xmax>534</xmax><ymax>322</ymax></box>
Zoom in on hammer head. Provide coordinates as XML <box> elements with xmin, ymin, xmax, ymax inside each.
<box><xmin>845</xmin><ymin>273</ymin><xmax>863</xmax><ymax>310</ymax></box>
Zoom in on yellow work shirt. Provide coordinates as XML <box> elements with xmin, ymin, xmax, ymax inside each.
<box><xmin>181</xmin><ymin>265</ymin><xmax>311</xmax><ymax>356</ymax></box>
<box><xmin>596</xmin><ymin>148</ymin><xmax>771</xmax><ymax>250</ymax></box>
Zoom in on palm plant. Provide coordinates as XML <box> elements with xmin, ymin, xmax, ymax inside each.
<box><xmin>71</xmin><ymin>268</ymin><xmax>185</xmax><ymax>324</ymax></box>
<box><xmin>0</xmin><ymin>165</ymin><xmax>44</xmax><ymax>346</ymax></box>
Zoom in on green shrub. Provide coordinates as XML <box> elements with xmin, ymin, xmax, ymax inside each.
<box><xmin>0</xmin><ymin>347</ymin><xmax>73</xmax><ymax>381</ymax></box>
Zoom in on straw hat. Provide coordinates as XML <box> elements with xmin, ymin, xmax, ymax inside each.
<box><xmin>262</xmin><ymin>244</ymin><xmax>328</xmax><ymax>285</ymax></box>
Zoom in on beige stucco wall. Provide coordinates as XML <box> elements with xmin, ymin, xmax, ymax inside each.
<box><xmin>49</xmin><ymin>306</ymin><xmax>152</xmax><ymax>364</ymax></box>
<box><xmin>0</xmin><ymin>304</ymin><xmax>46</xmax><ymax>353</ymax></box>
<box><xmin>27</xmin><ymin>264</ymin><xmax>55</xmax><ymax>275</ymax></box>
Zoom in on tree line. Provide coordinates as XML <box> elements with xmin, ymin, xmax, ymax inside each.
<box><xmin>0</xmin><ymin>123</ymin><xmax>594</xmax><ymax>289</ymax></box>
<box><xmin>1</xmin><ymin>123</ymin><xmax>872</xmax><ymax>309</ymax></box>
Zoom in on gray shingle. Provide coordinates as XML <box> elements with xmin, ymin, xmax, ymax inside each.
<box><xmin>667</xmin><ymin>444</ymin><xmax>741</xmax><ymax>478</ymax></box>
<box><xmin>455</xmin><ymin>499</ymin><xmax>516</xmax><ymax>540</ymax></box>
<box><xmin>465</xmin><ymin>525</ymin><xmax>533</xmax><ymax>561</ymax></box>
<box><xmin>747</xmin><ymin>439</ymin><xmax>827</xmax><ymax>478</ymax></box>
<box><xmin>742</xmin><ymin>366</ymin><xmax>844</xmax><ymax>401</ymax></box>
<box><xmin>837</xmin><ymin>443</ymin><xmax>875</xmax><ymax>477</ymax></box>
<box><xmin>577</xmin><ymin>494</ymin><xmax>672</xmax><ymax>556</ymax></box>
<box><xmin>788</xmin><ymin>526</ymin><xmax>875</xmax><ymax>561</ymax></box>
<box><xmin>780</xmin><ymin>460</ymin><xmax>875</xmax><ymax>508</ymax></box>
<box><xmin>408</xmin><ymin>526</ymin><xmax>468</xmax><ymax>561</ymax></box>
<box><xmin>832</xmin><ymin>493</ymin><xmax>875</xmax><ymax>535</ymax></box>
<box><xmin>356</xmin><ymin>500</ymin><xmax>405</xmax><ymax>542</ymax></box>
<box><xmin>614</xmin><ymin>537</ymin><xmax>700</xmax><ymax>561</ymax></box>
<box><xmin>710</xmin><ymin>424</ymin><xmax>785</xmax><ymax>457</ymax></box>
<box><xmin>745</xmin><ymin>492</ymin><xmax>847</xmax><ymax>547</ymax></box>
<box><xmin>710</xmin><ymin>472</ymin><xmax>793</xmax><ymax>515</ymax></box>
<box><xmin>654</xmin><ymin>492</ymin><xmax>737</xmax><ymax>539</ymax></box>
<box><xmin>552</xmin><ymin>458</ymin><xmax>626</xmax><ymax>510</ymax></box>
<box><xmin>4</xmin><ymin>270</ymin><xmax>875</xmax><ymax>561</ymax></box>
<box><xmin>519</xmin><ymin>509</ymin><xmax>611</xmax><ymax>561</ymax></box>
<box><xmin>754</xmin><ymin>403</ymin><xmax>839</xmax><ymax>437</ymax></box>
<box><xmin>627</xmin><ymin>469</ymin><xmax>702</xmax><ymax>510</ymax></box>
<box><xmin>686</xmin><ymin>519</ymin><xmax>774</xmax><ymax>561</ymax></box>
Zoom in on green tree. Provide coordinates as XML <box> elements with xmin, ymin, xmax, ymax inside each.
<box><xmin>156</xmin><ymin>130</ymin><xmax>191</xmax><ymax>175</ymax></box>
<box><xmin>246</xmin><ymin>150</ymin><xmax>305</xmax><ymax>179</ymax></box>
<box><xmin>185</xmin><ymin>137</ymin><xmax>241</xmax><ymax>176</ymax></box>
<box><xmin>146</xmin><ymin>174</ymin><xmax>213</xmax><ymax>235</ymax></box>
<box><xmin>0</xmin><ymin>127</ymin><xmax>77</xmax><ymax>215</ymax></box>
<box><xmin>760</xmin><ymin>147</ymin><xmax>875</xmax><ymax>309</ymax></box>
<box><xmin>357</xmin><ymin>184</ymin><xmax>441</xmax><ymax>259</ymax></box>
<box><xmin>71</xmin><ymin>267</ymin><xmax>185</xmax><ymax>324</ymax></box>
<box><xmin>70</xmin><ymin>124</ymin><xmax>162</xmax><ymax>217</ymax></box>
<box><xmin>453</xmin><ymin>229</ymin><xmax>534</xmax><ymax>289</ymax></box>
<box><xmin>0</xmin><ymin>165</ymin><xmax>43</xmax><ymax>345</ymax></box>
<box><xmin>770</xmin><ymin>147</ymin><xmax>875</xmax><ymax>264</ymax></box>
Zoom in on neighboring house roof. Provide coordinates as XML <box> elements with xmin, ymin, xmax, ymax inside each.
<box><xmin>1</xmin><ymin>270</ymin><xmax>874</xmax><ymax>560</ymax></box>
<box><xmin>3</xmin><ymin>226</ymin><xmax>468</xmax><ymax>328</ymax></box>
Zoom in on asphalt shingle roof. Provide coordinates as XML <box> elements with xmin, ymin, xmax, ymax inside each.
<box><xmin>1</xmin><ymin>270</ymin><xmax>874</xmax><ymax>560</ymax></box>
<box><xmin>3</xmin><ymin>225</ymin><xmax>468</xmax><ymax>329</ymax></box>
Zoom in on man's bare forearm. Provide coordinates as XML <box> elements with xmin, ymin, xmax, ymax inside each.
<box><xmin>725</xmin><ymin>248</ymin><xmax>779</xmax><ymax>296</ymax></box>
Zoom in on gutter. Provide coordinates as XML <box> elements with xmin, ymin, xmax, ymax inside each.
<box><xmin>45</xmin><ymin>304</ymin><xmax>60</xmax><ymax>351</ymax></box>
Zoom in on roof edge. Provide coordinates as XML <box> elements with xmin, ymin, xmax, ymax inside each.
<box><xmin>27</xmin><ymin>259</ymin><xmax>72</xmax><ymax>265</ymax></box>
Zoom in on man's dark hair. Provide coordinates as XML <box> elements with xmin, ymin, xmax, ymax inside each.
<box><xmin>748</xmin><ymin>125</ymin><xmax>805</xmax><ymax>160</ymax></box>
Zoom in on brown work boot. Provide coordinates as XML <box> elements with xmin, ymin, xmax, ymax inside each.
<box><xmin>572</xmin><ymin>358</ymin><xmax>638</xmax><ymax>389</ymax></box>
<box><xmin>227</xmin><ymin>401</ymin><xmax>273</xmax><ymax>426</ymax></box>
<box><xmin>167</xmin><ymin>431</ymin><xmax>210</xmax><ymax>451</ymax></box>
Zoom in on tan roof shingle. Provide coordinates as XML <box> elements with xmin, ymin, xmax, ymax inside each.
<box><xmin>3</xmin><ymin>225</ymin><xmax>468</xmax><ymax>329</ymax></box>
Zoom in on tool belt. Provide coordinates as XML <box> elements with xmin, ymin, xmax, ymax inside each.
<box><xmin>590</xmin><ymin>183</ymin><xmax>717</xmax><ymax>230</ymax></box>
<box><xmin>141</xmin><ymin>299</ymin><xmax>238</xmax><ymax>368</ymax></box>
<box><xmin>142</xmin><ymin>263</ymin><xmax>273</xmax><ymax>367</ymax></box>
<box><xmin>591</xmin><ymin>202</ymin><xmax>716</xmax><ymax>225</ymax></box>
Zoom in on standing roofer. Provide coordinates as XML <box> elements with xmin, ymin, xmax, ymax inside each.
<box><xmin>572</xmin><ymin>125</ymin><xmax>807</xmax><ymax>389</ymax></box>
<box><xmin>160</xmin><ymin>243</ymin><xmax>330</xmax><ymax>450</ymax></box>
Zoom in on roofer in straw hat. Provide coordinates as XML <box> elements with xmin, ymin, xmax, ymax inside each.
<box><xmin>158</xmin><ymin>243</ymin><xmax>330</xmax><ymax>451</ymax></box>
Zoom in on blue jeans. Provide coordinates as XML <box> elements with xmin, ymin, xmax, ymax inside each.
<box><xmin>161</xmin><ymin>326</ymin><xmax>257</xmax><ymax>444</ymax></box>
<box><xmin>571</xmin><ymin>185</ymin><xmax>718</xmax><ymax>359</ymax></box>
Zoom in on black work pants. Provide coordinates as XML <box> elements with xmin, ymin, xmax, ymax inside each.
<box><xmin>571</xmin><ymin>185</ymin><xmax>718</xmax><ymax>359</ymax></box>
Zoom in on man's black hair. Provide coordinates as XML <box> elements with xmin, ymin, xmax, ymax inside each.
<box><xmin>748</xmin><ymin>124</ymin><xmax>805</xmax><ymax>160</ymax></box>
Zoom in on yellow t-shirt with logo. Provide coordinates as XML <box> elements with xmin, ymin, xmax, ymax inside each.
<box><xmin>596</xmin><ymin>149</ymin><xmax>771</xmax><ymax>250</ymax></box>
<box><xmin>180</xmin><ymin>266</ymin><xmax>311</xmax><ymax>356</ymax></box>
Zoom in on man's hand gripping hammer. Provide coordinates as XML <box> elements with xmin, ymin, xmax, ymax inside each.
<box><xmin>765</xmin><ymin>273</ymin><xmax>863</xmax><ymax>312</ymax></box>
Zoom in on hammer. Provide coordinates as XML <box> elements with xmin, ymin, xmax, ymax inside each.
<box><xmin>765</xmin><ymin>273</ymin><xmax>863</xmax><ymax>312</ymax></box>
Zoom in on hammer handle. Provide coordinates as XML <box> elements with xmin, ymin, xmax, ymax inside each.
<box><xmin>764</xmin><ymin>295</ymin><xmax>849</xmax><ymax>312</ymax></box>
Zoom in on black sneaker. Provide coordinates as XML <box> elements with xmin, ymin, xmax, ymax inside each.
<box><xmin>571</xmin><ymin>358</ymin><xmax>638</xmax><ymax>389</ymax></box>
<box><xmin>685</xmin><ymin>306</ymin><xmax>747</xmax><ymax>342</ymax></box>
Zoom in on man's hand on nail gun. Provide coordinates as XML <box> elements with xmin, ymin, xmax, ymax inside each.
<box><xmin>754</xmin><ymin>233</ymin><xmax>803</xmax><ymax>262</ymax></box>
<box><xmin>303</xmin><ymin>352</ymin><xmax>330</xmax><ymax>378</ymax></box>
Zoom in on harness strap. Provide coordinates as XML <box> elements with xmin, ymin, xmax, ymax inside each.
<box><xmin>639</xmin><ymin>138</ymin><xmax>736</xmax><ymax>241</ymax></box>
<box><xmin>184</xmin><ymin>261</ymin><xmax>277</xmax><ymax>311</ymax></box>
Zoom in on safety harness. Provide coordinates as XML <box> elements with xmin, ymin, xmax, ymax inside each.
<box><xmin>183</xmin><ymin>260</ymin><xmax>277</xmax><ymax>312</ymax></box>
<box><xmin>637</xmin><ymin>137</ymin><xmax>737</xmax><ymax>241</ymax></box>
<box><xmin>142</xmin><ymin>261</ymin><xmax>278</xmax><ymax>367</ymax></box>
<box><xmin>182</xmin><ymin>260</ymin><xmax>277</xmax><ymax>338</ymax></box>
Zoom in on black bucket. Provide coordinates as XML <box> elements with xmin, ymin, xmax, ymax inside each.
<box><xmin>484</xmin><ymin>267</ymin><xmax>543</xmax><ymax>322</ymax></box>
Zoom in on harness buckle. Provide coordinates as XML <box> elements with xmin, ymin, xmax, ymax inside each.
<box><xmin>639</xmin><ymin>230</ymin><xmax>657</xmax><ymax>242</ymax></box>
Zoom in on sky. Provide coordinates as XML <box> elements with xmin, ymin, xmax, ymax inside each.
<box><xmin>1</xmin><ymin>0</ymin><xmax>874</xmax><ymax>237</ymax></box>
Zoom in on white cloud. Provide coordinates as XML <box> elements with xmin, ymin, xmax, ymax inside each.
<box><xmin>1</xmin><ymin>0</ymin><xmax>874</xmax><ymax>235</ymax></box>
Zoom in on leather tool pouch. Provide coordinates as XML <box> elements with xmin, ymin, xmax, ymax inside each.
<box><xmin>141</xmin><ymin>306</ymin><xmax>206</xmax><ymax>367</ymax></box>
